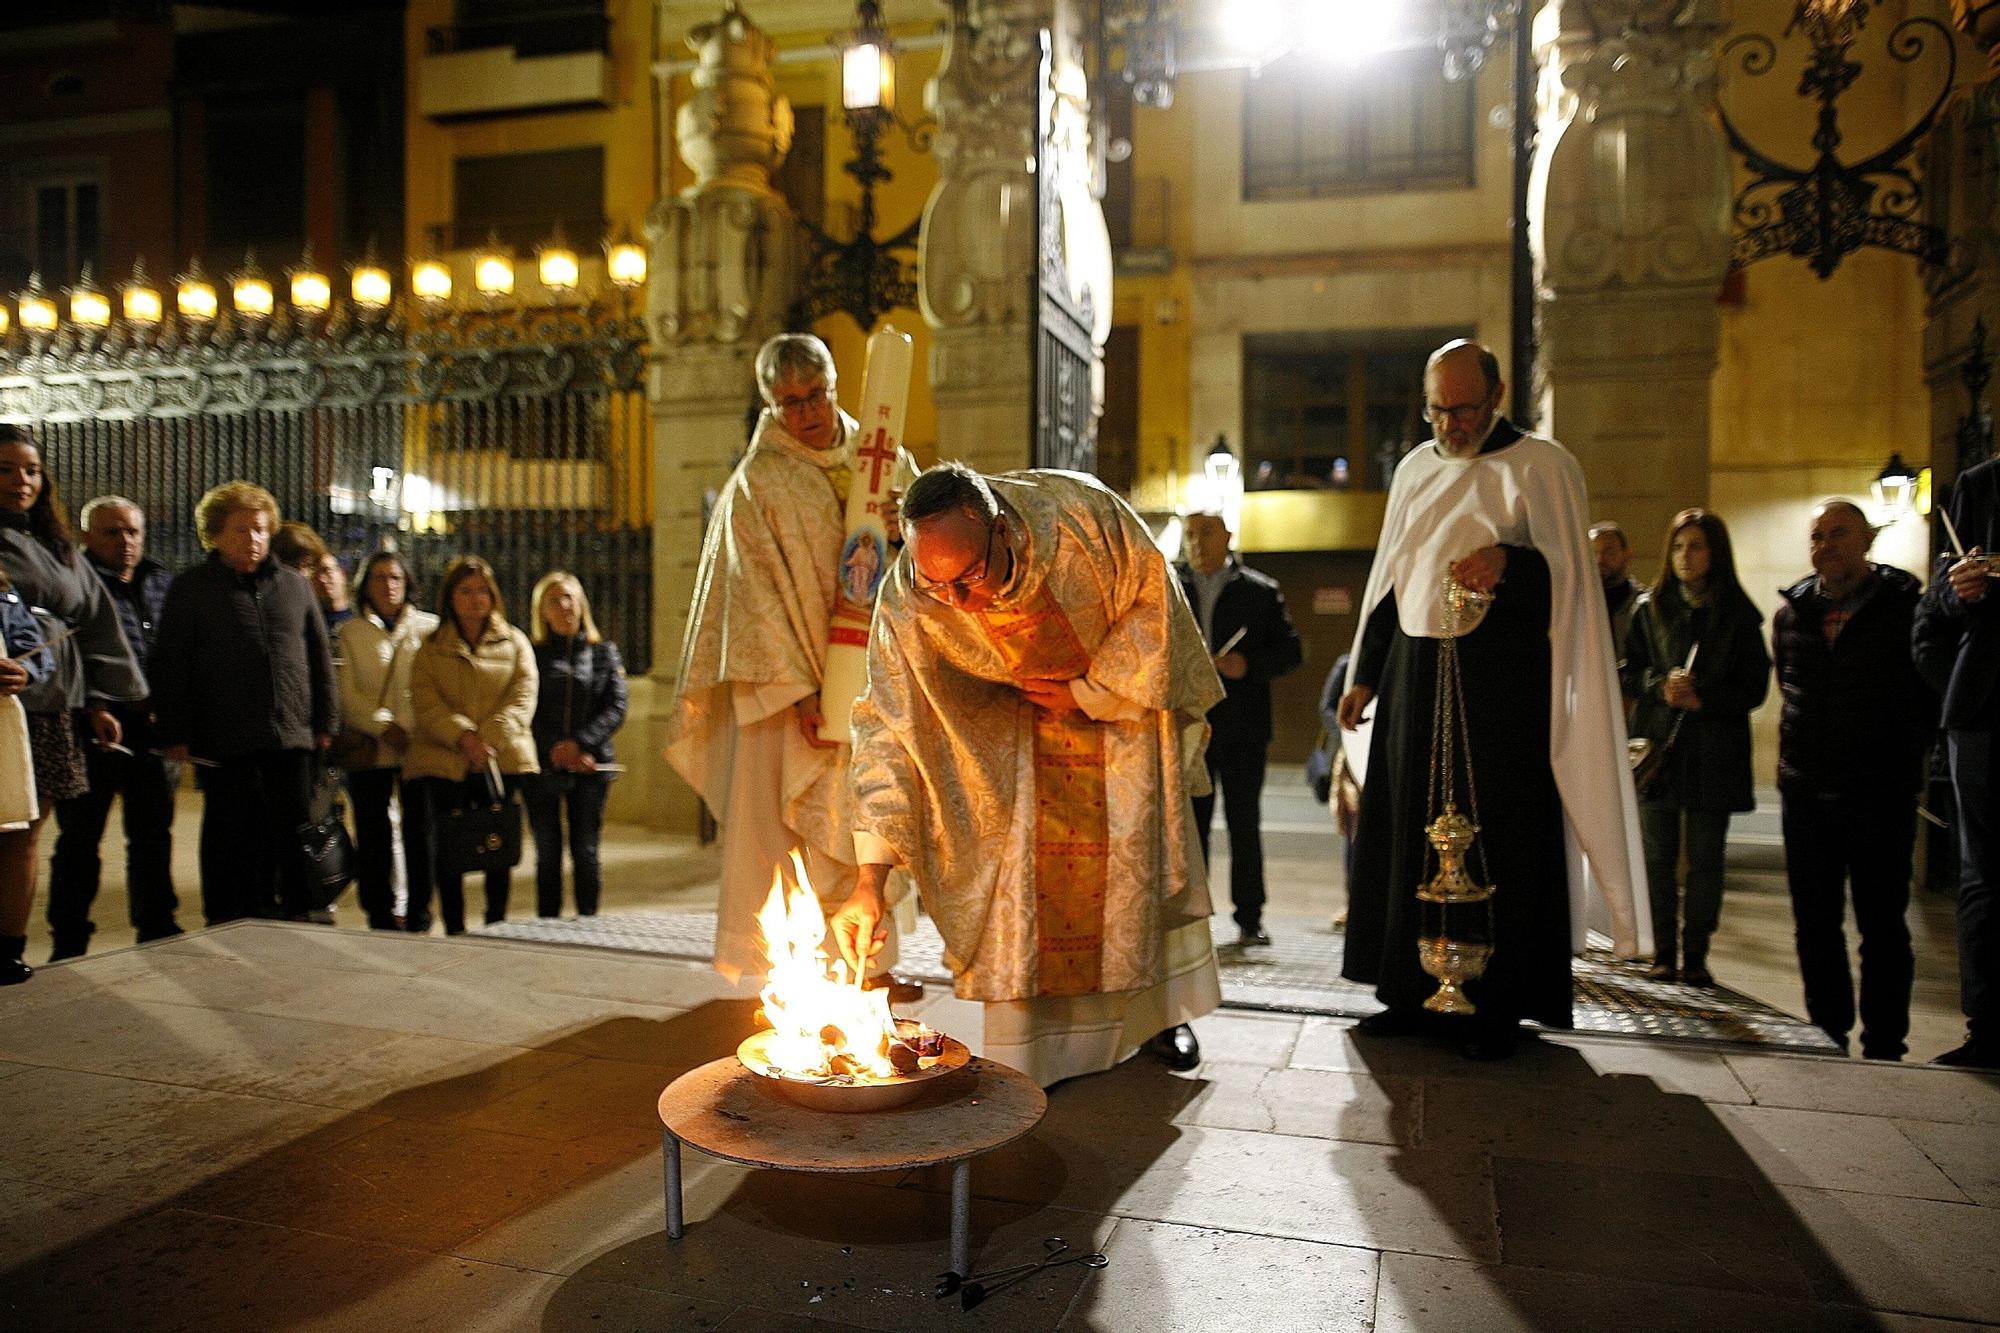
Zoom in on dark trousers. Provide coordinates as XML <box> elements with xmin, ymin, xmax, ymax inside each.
<box><xmin>1949</xmin><ymin>727</ymin><xmax>1999</xmax><ymax>1034</ymax></box>
<box><xmin>1780</xmin><ymin>789</ymin><xmax>1917</xmax><ymax>1058</ymax></box>
<box><xmin>1192</xmin><ymin>741</ymin><xmax>1269</xmax><ymax>931</ymax></box>
<box><xmin>522</xmin><ymin>772</ymin><xmax>609</xmax><ymax>918</ymax></box>
<box><xmin>197</xmin><ymin>750</ymin><xmax>315</xmax><ymax>924</ymax></box>
<box><xmin>1639</xmin><ymin>804</ymin><xmax>1731</xmax><ymax>970</ymax></box>
<box><xmin>347</xmin><ymin>767</ymin><xmax>431</xmax><ymax>931</ymax></box>
<box><xmin>47</xmin><ymin>745</ymin><xmax>182</xmax><ymax>950</ymax></box>
<box><xmin>408</xmin><ymin>774</ymin><xmax>517</xmax><ymax>932</ymax></box>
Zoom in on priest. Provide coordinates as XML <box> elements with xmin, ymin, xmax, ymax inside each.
<box><xmin>1336</xmin><ymin>340</ymin><xmax>1647</xmax><ymax>1058</ymax></box>
<box><xmin>666</xmin><ymin>333</ymin><xmax>916</xmax><ymax>991</ymax></box>
<box><xmin>830</xmin><ymin>463</ymin><xmax>1225</xmax><ymax>1085</ymax></box>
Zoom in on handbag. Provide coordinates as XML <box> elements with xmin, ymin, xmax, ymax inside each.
<box><xmin>330</xmin><ymin>641</ymin><xmax>398</xmax><ymax>771</ymax></box>
<box><xmin>298</xmin><ymin>759</ymin><xmax>356</xmax><ymax>910</ymax></box>
<box><xmin>1305</xmin><ymin>726</ymin><xmax>1335</xmax><ymax>805</ymax></box>
<box><xmin>437</xmin><ymin>759</ymin><xmax>523</xmax><ymax>875</ymax></box>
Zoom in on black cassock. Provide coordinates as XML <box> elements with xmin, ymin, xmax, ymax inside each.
<box><xmin>1343</xmin><ymin>543</ymin><xmax>1574</xmax><ymax>1028</ymax></box>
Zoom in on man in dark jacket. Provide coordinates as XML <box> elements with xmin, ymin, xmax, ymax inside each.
<box><xmin>47</xmin><ymin>498</ymin><xmax>182</xmax><ymax>958</ymax></box>
<box><xmin>151</xmin><ymin>483</ymin><xmax>337</xmax><ymax>925</ymax></box>
<box><xmin>1177</xmin><ymin>511</ymin><xmax>1304</xmax><ymax>945</ymax></box>
<box><xmin>1915</xmin><ymin>458</ymin><xmax>2000</xmax><ymax>1067</ymax></box>
<box><xmin>1775</xmin><ymin>500</ymin><xmax>1934</xmax><ymax>1060</ymax></box>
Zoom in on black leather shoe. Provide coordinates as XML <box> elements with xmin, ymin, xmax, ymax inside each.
<box><xmin>46</xmin><ymin>937</ymin><xmax>87</xmax><ymax>964</ymax></box>
<box><xmin>1935</xmin><ymin>1040</ymin><xmax>2000</xmax><ymax>1069</ymax></box>
<box><xmin>0</xmin><ymin>958</ymin><xmax>31</xmax><ymax>985</ymax></box>
<box><xmin>1147</xmin><ymin>1023</ymin><xmax>1200</xmax><ymax>1071</ymax></box>
<box><xmin>1237</xmin><ymin>926</ymin><xmax>1272</xmax><ymax>947</ymax></box>
<box><xmin>863</xmin><ymin>973</ymin><xmax>926</xmax><ymax>1004</ymax></box>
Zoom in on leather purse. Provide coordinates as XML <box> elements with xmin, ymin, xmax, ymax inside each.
<box><xmin>298</xmin><ymin>759</ymin><xmax>356</xmax><ymax>909</ymax></box>
<box><xmin>437</xmin><ymin>760</ymin><xmax>523</xmax><ymax>875</ymax></box>
<box><xmin>331</xmin><ymin>642</ymin><xmax>398</xmax><ymax>771</ymax></box>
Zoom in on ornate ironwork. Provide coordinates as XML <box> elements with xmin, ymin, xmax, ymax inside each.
<box><xmin>1033</xmin><ymin>31</ymin><xmax>1098</xmax><ymax>476</ymax></box>
<box><xmin>1440</xmin><ymin>0</ymin><xmax>1521</xmax><ymax>82</ymax></box>
<box><xmin>1718</xmin><ymin>0</ymin><xmax>1953</xmax><ymax>279</ymax></box>
<box><xmin>795</xmin><ymin>1</ymin><xmax>923</xmax><ymax>332</ymax></box>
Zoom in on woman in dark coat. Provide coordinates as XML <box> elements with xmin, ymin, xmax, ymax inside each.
<box><xmin>0</xmin><ymin>426</ymin><xmax>147</xmax><ymax>982</ymax></box>
<box><xmin>1621</xmin><ymin>508</ymin><xmax>1771</xmax><ymax>986</ymax></box>
<box><xmin>524</xmin><ymin>571</ymin><xmax>627</xmax><ymax>918</ymax></box>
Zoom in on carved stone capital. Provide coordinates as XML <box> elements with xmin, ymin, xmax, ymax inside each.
<box><xmin>1534</xmin><ymin>0</ymin><xmax>1731</xmax><ymax>294</ymax></box>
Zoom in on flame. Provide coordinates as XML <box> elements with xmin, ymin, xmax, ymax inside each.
<box><xmin>755</xmin><ymin>849</ymin><xmax>899</xmax><ymax>1081</ymax></box>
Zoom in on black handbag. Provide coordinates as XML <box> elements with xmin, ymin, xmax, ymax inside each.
<box><xmin>298</xmin><ymin>760</ymin><xmax>356</xmax><ymax>910</ymax></box>
<box><xmin>437</xmin><ymin>760</ymin><xmax>523</xmax><ymax>875</ymax></box>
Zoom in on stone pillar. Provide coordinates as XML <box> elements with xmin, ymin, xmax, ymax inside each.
<box><xmin>920</xmin><ymin>0</ymin><xmax>1044</xmax><ymax>473</ymax></box>
<box><xmin>1531</xmin><ymin>0</ymin><xmax>1732</xmax><ymax>545</ymax></box>
<box><xmin>618</xmin><ymin>1</ymin><xmax>798</xmax><ymax>834</ymax></box>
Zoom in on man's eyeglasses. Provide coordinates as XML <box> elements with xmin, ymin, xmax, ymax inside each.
<box><xmin>774</xmin><ymin>384</ymin><xmax>830</xmax><ymax>416</ymax></box>
<box><xmin>1425</xmin><ymin>399</ymin><xmax>1491</xmax><ymax>425</ymax></box>
<box><xmin>912</xmin><ymin>521</ymin><xmax>1003</xmax><ymax>605</ymax></box>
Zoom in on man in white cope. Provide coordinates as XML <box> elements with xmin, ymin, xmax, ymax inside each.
<box><xmin>829</xmin><ymin>462</ymin><xmax>1226</xmax><ymax>1084</ymax></box>
<box><xmin>1336</xmin><ymin>340</ymin><xmax>1647</xmax><ymax>1060</ymax></box>
<box><xmin>666</xmin><ymin>333</ymin><xmax>919</xmax><ymax>999</ymax></box>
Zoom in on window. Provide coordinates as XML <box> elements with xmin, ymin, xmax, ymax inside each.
<box><xmin>452</xmin><ymin>147</ymin><xmax>605</xmax><ymax>252</ymax></box>
<box><xmin>444</xmin><ymin>0</ymin><xmax>609</xmax><ymax>57</ymax></box>
<box><xmin>29</xmin><ymin>177</ymin><xmax>99</xmax><ymax>282</ymax></box>
<box><xmin>1242</xmin><ymin>329</ymin><xmax>1466</xmax><ymax>491</ymax></box>
<box><xmin>1243</xmin><ymin>49</ymin><xmax>1474</xmax><ymax>200</ymax></box>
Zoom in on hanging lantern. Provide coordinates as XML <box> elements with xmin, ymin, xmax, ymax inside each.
<box><xmin>841</xmin><ymin>1</ymin><xmax>895</xmax><ymax>113</ymax></box>
<box><xmin>1872</xmin><ymin>452</ymin><xmax>1919</xmax><ymax>519</ymax></box>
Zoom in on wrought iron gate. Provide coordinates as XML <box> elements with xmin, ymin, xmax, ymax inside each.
<box><xmin>1031</xmin><ymin>31</ymin><xmax>1099</xmax><ymax>476</ymax></box>
<box><xmin>0</xmin><ymin>309</ymin><xmax>653</xmax><ymax>671</ymax></box>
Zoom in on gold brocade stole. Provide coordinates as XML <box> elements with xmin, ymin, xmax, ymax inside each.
<box><xmin>975</xmin><ymin>584</ymin><xmax>1108</xmax><ymax>998</ymax></box>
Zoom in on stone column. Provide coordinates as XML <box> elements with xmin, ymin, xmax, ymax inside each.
<box><xmin>619</xmin><ymin>1</ymin><xmax>798</xmax><ymax>833</ymax></box>
<box><xmin>1531</xmin><ymin>0</ymin><xmax>1732</xmax><ymax>544</ymax></box>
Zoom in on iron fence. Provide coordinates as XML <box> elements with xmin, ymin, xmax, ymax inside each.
<box><xmin>0</xmin><ymin>304</ymin><xmax>654</xmax><ymax>672</ymax></box>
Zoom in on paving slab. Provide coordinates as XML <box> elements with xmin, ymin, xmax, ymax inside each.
<box><xmin>1778</xmin><ymin>1184</ymin><xmax>2000</xmax><ymax>1324</ymax></box>
<box><xmin>1373</xmin><ymin>1251</ymin><xmax>1980</xmax><ymax>1333</ymax></box>
<box><xmin>1897</xmin><ymin>1118</ymin><xmax>2000</xmax><ymax>1208</ymax></box>
<box><xmin>1166</xmin><ymin>1061</ymin><xmax>1419</xmax><ymax>1146</ymax></box>
<box><xmin>1714</xmin><ymin>1104</ymin><xmax>1971</xmax><ymax>1201</ymax></box>
<box><xmin>1726</xmin><ymin>1053</ymin><xmax>2000</xmax><ymax>1125</ymax></box>
<box><xmin>1186</xmin><ymin>1010</ymin><xmax>1304</xmax><ymax>1068</ymax></box>
<box><xmin>1059</xmin><ymin>1220</ymin><xmax>1377</xmax><ymax>1332</ymax></box>
<box><xmin>230</xmin><ymin>1034</ymin><xmax>585</xmax><ymax>1117</ymax></box>
<box><xmin>1418</xmin><ymin>1070</ymin><xmax>1758</xmax><ymax>1176</ymax></box>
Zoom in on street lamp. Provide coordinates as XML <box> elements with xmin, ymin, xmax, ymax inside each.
<box><xmin>537</xmin><ymin>228</ymin><xmax>580</xmax><ymax>295</ymax></box>
<box><xmin>68</xmin><ymin>265</ymin><xmax>111</xmax><ymax>330</ymax></box>
<box><xmin>841</xmin><ymin>2</ymin><xmax>894</xmax><ymax>115</ymax></box>
<box><xmin>350</xmin><ymin>245</ymin><xmax>394</xmax><ymax>312</ymax></box>
<box><xmin>121</xmin><ymin>258</ymin><xmax>163</xmax><ymax>326</ymax></box>
<box><xmin>289</xmin><ymin>246</ymin><xmax>331</xmax><ymax>315</ymax></box>
<box><xmin>604</xmin><ymin>231</ymin><xmax>647</xmax><ymax>289</ymax></box>
<box><xmin>474</xmin><ymin>234</ymin><xmax>515</xmax><ymax>299</ymax></box>
<box><xmin>176</xmin><ymin>259</ymin><xmax>218</xmax><ymax>322</ymax></box>
<box><xmin>411</xmin><ymin>255</ymin><xmax>453</xmax><ymax>305</ymax></box>
<box><xmin>1874</xmin><ymin>452</ymin><xmax>1920</xmax><ymax>519</ymax></box>
<box><xmin>16</xmin><ymin>274</ymin><xmax>58</xmax><ymax>334</ymax></box>
<box><xmin>231</xmin><ymin>251</ymin><xmax>275</xmax><ymax>319</ymax></box>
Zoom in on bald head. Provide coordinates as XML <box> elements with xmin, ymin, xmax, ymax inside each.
<box><xmin>1809</xmin><ymin>498</ymin><xmax>1875</xmax><ymax>597</ymax></box>
<box><xmin>1424</xmin><ymin>339</ymin><xmax>1505</xmax><ymax>458</ymax></box>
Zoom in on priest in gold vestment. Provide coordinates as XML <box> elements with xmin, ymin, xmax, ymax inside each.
<box><xmin>832</xmin><ymin>463</ymin><xmax>1225</xmax><ymax>1085</ymax></box>
<box><xmin>666</xmin><ymin>334</ymin><xmax>915</xmax><ymax>984</ymax></box>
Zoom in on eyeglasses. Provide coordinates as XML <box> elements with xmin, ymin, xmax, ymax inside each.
<box><xmin>1425</xmin><ymin>399</ymin><xmax>1491</xmax><ymax>425</ymax></box>
<box><xmin>912</xmin><ymin>521</ymin><xmax>1003</xmax><ymax>605</ymax></box>
<box><xmin>773</xmin><ymin>384</ymin><xmax>830</xmax><ymax>417</ymax></box>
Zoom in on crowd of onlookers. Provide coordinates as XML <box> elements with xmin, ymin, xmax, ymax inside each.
<box><xmin>0</xmin><ymin>424</ymin><xmax>628</xmax><ymax>985</ymax></box>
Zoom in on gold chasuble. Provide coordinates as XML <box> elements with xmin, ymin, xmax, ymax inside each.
<box><xmin>852</xmin><ymin>471</ymin><xmax>1225</xmax><ymax>1084</ymax></box>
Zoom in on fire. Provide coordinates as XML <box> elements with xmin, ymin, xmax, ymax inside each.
<box><xmin>755</xmin><ymin>849</ymin><xmax>899</xmax><ymax>1081</ymax></box>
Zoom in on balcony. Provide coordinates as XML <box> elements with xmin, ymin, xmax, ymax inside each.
<box><xmin>419</xmin><ymin>9</ymin><xmax>612</xmax><ymax>121</ymax></box>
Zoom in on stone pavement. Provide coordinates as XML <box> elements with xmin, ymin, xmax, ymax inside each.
<box><xmin>0</xmin><ymin>921</ymin><xmax>1996</xmax><ymax>1332</ymax></box>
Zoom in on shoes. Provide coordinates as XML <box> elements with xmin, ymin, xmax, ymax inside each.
<box><xmin>134</xmin><ymin>926</ymin><xmax>183</xmax><ymax>944</ymax></box>
<box><xmin>1147</xmin><ymin>1023</ymin><xmax>1201</xmax><ymax>1071</ymax></box>
<box><xmin>1237</xmin><ymin>926</ymin><xmax>1272</xmax><ymax>947</ymax></box>
<box><xmin>46</xmin><ymin>937</ymin><xmax>88</xmax><ymax>965</ymax></box>
<box><xmin>1682</xmin><ymin>965</ymin><xmax>1716</xmax><ymax>989</ymax></box>
<box><xmin>404</xmin><ymin>917</ymin><xmax>433</xmax><ymax>934</ymax></box>
<box><xmin>1643</xmin><ymin>961</ymin><xmax>1677</xmax><ymax>982</ymax></box>
<box><xmin>1935</xmin><ymin>1040</ymin><xmax>2000</xmax><ymax>1070</ymax></box>
<box><xmin>1354</xmin><ymin>1007</ymin><xmax>1429</xmax><ymax>1038</ymax></box>
<box><xmin>863</xmin><ymin>973</ymin><xmax>926</xmax><ymax>1004</ymax></box>
<box><xmin>306</xmin><ymin>908</ymin><xmax>337</xmax><ymax>926</ymax></box>
<box><xmin>0</xmin><ymin>936</ymin><xmax>30</xmax><ymax>986</ymax></box>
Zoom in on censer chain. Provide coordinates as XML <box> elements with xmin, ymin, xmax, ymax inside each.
<box><xmin>1425</xmin><ymin>582</ymin><xmax>1491</xmax><ymax>887</ymax></box>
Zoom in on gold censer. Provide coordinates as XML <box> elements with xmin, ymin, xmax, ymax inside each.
<box><xmin>1416</xmin><ymin>805</ymin><xmax>1495</xmax><ymax>1014</ymax></box>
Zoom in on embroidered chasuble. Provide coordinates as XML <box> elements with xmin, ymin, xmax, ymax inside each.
<box><xmin>666</xmin><ymin>407</ymin><xmax>916</xmax><ymax>980</ymax></box>
<box><xmin>851</xmin><ymin>471</ymin><xmax>1226</xmax><ymax>1082</ymax></box>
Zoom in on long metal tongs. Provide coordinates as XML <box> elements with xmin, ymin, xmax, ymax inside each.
<box><xmin>934</xmin><ymin>1236</ymin><xmax>1108</xmax><ymax>1310</ymax></box>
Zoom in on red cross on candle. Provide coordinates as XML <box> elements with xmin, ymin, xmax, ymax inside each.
<box><xmin>856</xmin><ymin>429</ymin><xmax>896</xmax><ymax>491</ymax></box>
